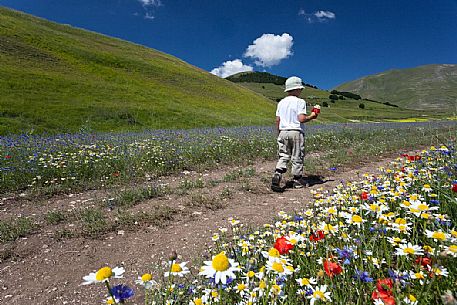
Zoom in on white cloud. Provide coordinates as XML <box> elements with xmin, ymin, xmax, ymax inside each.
<box><xmin>299</xmin><ymin>8</ymin><xmax>336</xmax><ymax>23</ymax></box>
<box><xmin>144</xmin><ymin>13</ymin><xmax>155</xmax><ymax>20</ymax></box>
<box><xmin>137</xmin><ymin>0</ymin><xmax>162</xmax><ymax>20</ymax></box>
<box><xmin>243</xmin><ymin>33</ymin><xmax>293</xmax><ymax>67</ymax></box>
<box><xmin>139</xmin><ymin>0</ymin><xmax>162</xmax><ymax>6</ymax></box>
<box><xmin>314</xmin><ymin>10</ymin><xmax>336</xmax><ymax>20</ymax></box>
<box><xmin>211</xmin><ymin>59</ymin><xmax>253</xmax><ymax>78</ymax></box>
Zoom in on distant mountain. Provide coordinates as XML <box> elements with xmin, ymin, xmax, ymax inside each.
<box><xmin>335</xmin><ymin>64</ymin><xmax>457</xmax><ymax>111</ymax></box>
<box><xmin>226</xmin><ymin>72</ymin><xmax>333</xmax><ymax>103</ymax></box>
<box><xmin>0</xmin><ymin>7</ymin><xmax>275</xmax><ymax>135</ymax></box>
<box><xmin>227</xmin><ymin>71</ymin><xmax>318</xmax><ymax>89</ymax></box>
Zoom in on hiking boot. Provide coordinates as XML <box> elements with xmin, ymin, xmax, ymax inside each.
<box><xmin>292</xmin><ymin>177</ymin><xmax>309</xmax><ymax>189</ymax></box>
<box><xmin>271</xmin><ymin>173</ymin><xmax>283</xmax><ymax>192</ymax></box>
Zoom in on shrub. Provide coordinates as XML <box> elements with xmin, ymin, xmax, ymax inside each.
<box><xmin>359</xmin><ymin>103</ymin><xmax>365</xmax><ymax>109</ymax></box>
<box><xmin>323</xmin><ymin>101</ymin><xmax>329</xmax><ymax>107</ymax></box>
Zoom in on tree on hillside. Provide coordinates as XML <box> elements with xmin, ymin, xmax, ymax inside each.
<box><xmin>331</xmin><ymin>90</ymin><xmax>361</xmax><ymax>100</ymax></box>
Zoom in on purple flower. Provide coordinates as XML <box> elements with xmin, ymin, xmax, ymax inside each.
<box><xmin>110</xmin><ymin>284</ymin><xmax>134</xmax><ymax>302</ymax></box>
<box><xmin>335</xmin><ymin>246</ymin><xmax>354</xmax><ymax>265</ymax></box>
<box><xmin>353</xmin><ymin>269</ymin><xmax>373</xmax><ymax>282</ymax></box>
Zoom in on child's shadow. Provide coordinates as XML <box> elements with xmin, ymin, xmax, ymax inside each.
<box><xmin>285</xmin><ymin>175</ymin><xmax>333</xmax><ymax>188</ymax></box>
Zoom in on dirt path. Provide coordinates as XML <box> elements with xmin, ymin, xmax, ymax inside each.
<box><xmin>0</xmin><ymin>152</ymin><xmax>417</xmax><ymax>305</ymax></box>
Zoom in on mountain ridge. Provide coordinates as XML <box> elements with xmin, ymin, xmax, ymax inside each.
<box><xmin>335</xmin><ymin>64</ymin><xmax>457</xmax><ymax>111</ymax></box>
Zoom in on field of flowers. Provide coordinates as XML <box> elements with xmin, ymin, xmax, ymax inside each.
<box><xmin>1</xmin><ymin>121</ymin><xmax>456</xmax><ymax>194</ymax></box>
<box><xmin>83</xmin><ymin>144</ymin><xmax>457</xmax><ymax>304</ymax></box>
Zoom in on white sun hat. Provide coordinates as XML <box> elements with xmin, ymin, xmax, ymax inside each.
<box><xmin>284</xmin><ymin>76</ymin><xmax>304</xmax><ymax>92</ymax></box>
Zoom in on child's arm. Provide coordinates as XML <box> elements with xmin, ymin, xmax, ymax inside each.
<box><xmin>298</xmin><ymin>112</ymin><xmax>317</xmax><ymax>123</ymax></box>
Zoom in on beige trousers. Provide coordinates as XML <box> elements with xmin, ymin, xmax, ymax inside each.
<box><xmin>275</xmin><ymin>130</ymin><xmax>304</xmax><ymax>177</ymax></box>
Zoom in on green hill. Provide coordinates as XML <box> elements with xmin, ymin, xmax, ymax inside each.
<box><xmin>335</xmin><ymin>64</ymin><xmax>457</xmax><ymax>111</ymax></box>
<box><xmin>0</xmin><ymin>7</ymin><xmax>276</xmax><ymax>135</ymax></box>
<box><xmin>226</xmin><ymin>72</ymin><xmax>448</xmax><ymax>123</ymax></box>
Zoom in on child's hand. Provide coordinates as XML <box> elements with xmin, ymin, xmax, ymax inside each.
<box><xmin>311</xmin><ymin>105</ymin><xmax>321</xmax><ymax>115</ymax></box>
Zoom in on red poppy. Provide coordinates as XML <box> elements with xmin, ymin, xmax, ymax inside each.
<box><xmin>407</xmin><ymin>155</ymin><xmax>421</xmax><ymax>161</ymax></box>
<box><xmin>376</xmin><ymin>278</ymin><xmax>393</xmax><ymax>294</ymax></box>
<box><xmin>360</xmin><ymin>192</ymin><xmax>369</xmax><ymax>200</ymax></box>
<box><xmin>273</xmin><ymin>236</ymin><xmax>294</xmax><ymax>255</ymax></box>
<box><xmin>372</xmin><ymin>290</ymin><xmax>396</xmax><ymax>305</ymax></box>
<box><xmin>309</xmin><ymin>230</ymin><xmax>325</xmax><ymax>242</ymax></box>
<box><xmin>415</xmin><ymin>256</ymin><xmax>432</xmax><ymax>268</ymax></box>
<box><xmin>372</xmin><ymin>278</ymin><xmax>396</xmax><ymax>305</ymax></box>
<box><xmin>452</xmin><ymin>183</ymin><xmax>457</xmax><ymax>193</ymax></box>
<box><xmin>400</xmin><ymin>153</ymin><xmax>409</xmax><ymax>158</ymax></box>
<box><xmin>323</xmin><ymin>259</ymin><xmax>343</xmax><ymax>278</ymax></box>
<box><xmin>5</xmin><ymin>155</ymin><xmax>11</xmax><ymax>159</ymax></box>
<box><xmin>112</xmin><ymin>171</ymin><xmax>120</xmax><ymax>177</ymax></box>
<box><xmin>400</xmin><ymin>167</ymin><xmax>405</xmax><ymax>173</ymax></box>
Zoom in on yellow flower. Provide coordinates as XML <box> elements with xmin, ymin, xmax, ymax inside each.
<box><xmin>268</xmin><ymin>248</ymin><xmax>280</xmax><ymax>258</ymax></box>
<box><xmin>141</xmin><ymin>273</ymin><xmax>152</xmax><ymax>282</ymax></box>
<box><xmin>212</xmin><ymin>252</ymin><xmax>229</xmax><ymax>271</ymax></box>
<box><xmin>96</xmin><ymin>267</ymin><xmax>112</xmax><ymax>281</ymax></box>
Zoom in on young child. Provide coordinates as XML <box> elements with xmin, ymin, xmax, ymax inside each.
<box><xmin>271</xmin><ymin>76</ymin><xmax>318</xmax><ymax>192</ymax></box>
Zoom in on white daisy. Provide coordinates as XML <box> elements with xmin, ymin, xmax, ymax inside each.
<box><xmin>265</xmin><ymin>259</ymin><xmax>295</xmax><ymax>277</ymax></box>
<box><xmin>425</xmin><ymin>230</ymin><xmax>449</xmax><ymax>242</ymax></box>
<box><xmin>165</xmin><ymin>261</ymin><xmax>190</xmax><ymax>277</ymax></box>
<box><xmin>199</xmin><ymin>251</ymin><xmax>240</xmax><ymax>284</ymax></box>
<box><xmin>295</xmin><ymin>277</ymin><xmax>317</xmax><ymax>287</ymax></box>
<box><xmin>441</xmin><ymin>245</ymin><xmax>457</xmax><ymax>257</ymax></box>
<box><xmin>81</xmin><ymin>266</ymin><xmax>125</xmax><ymax>285</ymax></box>
<box><xmin>395</xmin><ymin>243</ymin><xmax>424</xmax><ymax>256</ymax></box>
<box><xmin>307</xmin><ymin>285</ymin><xmax>331</xmax><ymax>305</ymax></box>
<box><xmin>432</xmin><ymin>266</ymin><xmax>449</xmax><ymax>277</ymax></box>
<box><xmin>409</xmin><ymin>270</ymin><xmax>427</xmax><ymax>285</ymax></box>
<box><xmin>135</xmin><ymin>273</ymin><xmax>157</xmax><ymax>289</ymax></box>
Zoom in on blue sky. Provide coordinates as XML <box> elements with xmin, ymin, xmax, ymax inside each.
<box><xmin>1</xmin><ymin>0</ymin><xmax>457</xmax><ymax>89</ymax></box>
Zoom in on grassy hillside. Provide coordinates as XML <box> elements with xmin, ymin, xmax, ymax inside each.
<box><xmin>230</xmin><ymin>79</ymin><xmax>444</xmax><ymax>123</ymax></box>
<box><xmin>0</xmin><ymin>7</ymin><xmax>276</xmax><ymax>135</ymax></box>
<box><xmin>335</xmin><ymin>64</ymin><xmax>457</xmax><ymax>111</ymax></box>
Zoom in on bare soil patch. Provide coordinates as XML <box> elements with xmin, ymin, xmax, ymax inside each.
<box><xmin>0</xmin><ymin>151</ymin><xmax>420</xmax><ymax>305</ymax></box>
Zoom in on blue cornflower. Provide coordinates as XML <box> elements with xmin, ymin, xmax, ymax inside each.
<box><xmin>276</xmin><ymin>276</ymin><xmax>287</xmax><ymax>285</ymax></box>
<box><xmin>329</xmin><ymin>167</ymin><xmax>337</xmax><ymax>171</ymax></box>
<box><xmin>305</xmin><ymin>288</ymin><xmax>314</xmax><ymax>296</ymax></box>
<box><xmin>110</xmin><ymin>284</ymin><xmax>134</xmax><ymax>302</ymax></box>
<box><xmin>353</xmin><ymin>269</ymin><xmax>373</xmax><ymax>283</ymax></box>
<box><xmin>388</xmin><ymin>269</ymin><xmax>410</xmax><ymax>287</ymax></box>
<box><xmin>430</xmin><ymin>199</ymin><xmax>440</xmax><ymax>205</ymax></box>
<box><xmin>294</xmin><ymin>215</ymin><xmax>304</xmax><ymax>221</ymax></box>
<box><xmin>335</xmin><ymin>246</ymin><xmax>354</xmax><ymax>265</ymax></box>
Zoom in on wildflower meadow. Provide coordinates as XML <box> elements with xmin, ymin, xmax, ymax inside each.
<box><xmin>81</xmin><ymin>143</ymin><xmax>457</xmax><ymax>305</ymax></box>
<box><xmin>1</xmin><ymin>121</ymin><xmax>455</xmax><ymax>195</ymax></box>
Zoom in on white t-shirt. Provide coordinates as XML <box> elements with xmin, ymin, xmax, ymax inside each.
<box><xmin>276</xmin><ymin>96</ymin><xmax>307</xmax><ymax>131</ymax></box>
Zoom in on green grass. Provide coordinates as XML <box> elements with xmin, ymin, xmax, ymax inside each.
<box><xmin>0</xmin><ymin>217</ymin><xmax>35</xmax><ymax>243</ymax></box>
<box><xmin>235</xmin><ymin>82</ymin><xmax>451</xmax><ymax>122</ymax></box>
<box><xmin>0</xmin><ymin>7</ymin><xmax>276</xmax><ymax>135</ymax></box>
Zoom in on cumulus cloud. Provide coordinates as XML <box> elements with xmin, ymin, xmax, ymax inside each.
<box><xmin>299</xmin><ymin>9</ymin><xmax>336</xmax><ymax>23</ymax></box>
<box><xmin>243</xmin><ymin>33</ymin><xmax>293</xmax><ymax>67</ymax></box>
<box><xmin>211</xmin><ymin>59</ymin><xmax>253</xmax><ymax>78</ymax></box>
